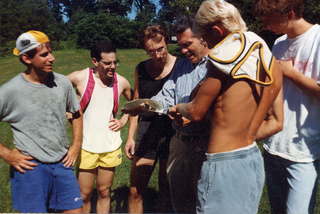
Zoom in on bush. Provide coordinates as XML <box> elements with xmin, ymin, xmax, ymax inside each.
<box><xmin>71</xmin><ymin>12</ymin><xmax>140</xmax><ymax>49</ymax></box>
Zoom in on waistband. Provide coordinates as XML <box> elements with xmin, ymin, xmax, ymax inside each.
<box><xmin>205</xmin><ymin>144</ymin><xmax>260</xmax><ymax>162</ymax></box>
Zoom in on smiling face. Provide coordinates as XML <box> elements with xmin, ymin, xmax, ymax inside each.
<box><xmin>23</xmin><ymin>43</ymin><xmax>55</xmax><ymax>73</ymax></box>
<box><xmin>177</xmin><ymin>28</ymin><xmax>206</xmax><ymax>63</ymax></box>
<box><xmin>93</xmin><ymin>52</ymin><xmax>118</xmax><ymax>79</ymax></box>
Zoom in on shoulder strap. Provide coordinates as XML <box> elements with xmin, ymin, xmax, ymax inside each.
<box><xmin>112</xmin><ymin>72</ymin><xmax>119</xmax><ymax>117</ymax></box>
<box><xmin>80</xmin><ymin>68</ymin><xmax>95</xmax><ymax>112</ymax></box>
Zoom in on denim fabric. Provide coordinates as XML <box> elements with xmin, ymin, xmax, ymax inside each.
<box><xmin>264</xmin><ymin>152</ymin><xmax>319</xmax><ymax>214</ymax></box>
<box><xmin>197</xmin><ymin>145</ymin><xmax>264</xmax><ymax>214</ymax></box>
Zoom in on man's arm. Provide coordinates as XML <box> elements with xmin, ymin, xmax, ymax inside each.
<box><xmin>279</xmin><ymin>60</ymin><xmax>320</xmax><ymax>99</ymax></box>
<box><xmin>124</xmin><ymin>70</ymin><xmax>139</xmax><ymax>159</ymax></box>
<box><xmin>248</xmin><ymin>59</ymin><xmax>283</xmax><ymax>140</ymax></box>
<box><xmin>109</xmin><ymin>76</ymin><xmax>133</xmax><ymax>131</ymax></box>
<box><xmin>255</xmin><ymin>87</ymin><xmax>283</xmax><ymax>140</ymax></box>
<box><xmin>62</xmin><ymin>111</ymin><xmax>83</xmax><ymax>167</ymax></box>
<box><xmin>172</xmin><ymin>65</ymin><xmax>223</xmax><ymax>121</ymax></box>
<box><xmin>0</xmin><ymin>143</ymin><xmax>37</xmax><ymax>173</ymax></box>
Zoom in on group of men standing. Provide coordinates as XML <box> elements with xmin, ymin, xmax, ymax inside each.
<box><xmin>0</xmin><ymin>0</ymin><xmax>320</xmax><ymax>214</ymax></box>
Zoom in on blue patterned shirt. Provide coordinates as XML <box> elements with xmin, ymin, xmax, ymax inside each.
<box><xmin>152</xmin><ymin>57</ymin><xmax>210</xmax><ymax>136</ymax></box>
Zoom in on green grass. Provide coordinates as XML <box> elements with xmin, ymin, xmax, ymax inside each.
<box><xmin>0</xmin><ymin>48</ymin><xmax>319</xmax><ymax>213</ymax></box>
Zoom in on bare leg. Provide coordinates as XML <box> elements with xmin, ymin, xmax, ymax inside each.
<box><xmin>128</xmin><ymin>157</ymin><xmax>156</xmax><ymax>214</ymax></box>
<box><xmin>96</xmin><ymin>167</ymin><xmax>115</xmax><ymax>214</ymax></box>
<box><xmin>78</xmin><ymin>168</ymin><xmax>97</xmax><ymax>213</ymax></box>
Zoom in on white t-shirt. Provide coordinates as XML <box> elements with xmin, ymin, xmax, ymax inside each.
<box><xmin>264</xmin><ymin>24</ymin><xmax>320</xmax><ymax>162</ymax></box>
<box><xmin>82</xmin><ymin>74</ymin><xmax>122</xmax><ymax>153</ymax></box>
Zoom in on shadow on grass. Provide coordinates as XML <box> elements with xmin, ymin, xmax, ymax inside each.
<box><xmin>90</xmin><ymin>186</ymin><xmax>159</xmax><ymax>213</ymax></box>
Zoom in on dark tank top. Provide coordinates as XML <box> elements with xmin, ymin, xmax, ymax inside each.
<box><xmin>135</xmin><ymin>58</ymin><xmax>178</xmax><ymax>142</ymax></box>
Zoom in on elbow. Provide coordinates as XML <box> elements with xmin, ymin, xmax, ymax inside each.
<box><xmin>272</xmin><ymin>121</ymin><xmax>283</xmax><ymax>135</ymax></box>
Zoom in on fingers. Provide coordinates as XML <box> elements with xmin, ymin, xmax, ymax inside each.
<box><xmin>125</xmin><ymin>144</ymin><xmax>135</xmax><ymax>160</ymax></box>
<box><xmin>109</xmin><ymin>119</ymin><xmax>122</xmax><ymax>131</ymax></box>
<box><xmin>62</xmin><ymin>154</ymin><xmax>76</xmax><ymax>167</ymax></box>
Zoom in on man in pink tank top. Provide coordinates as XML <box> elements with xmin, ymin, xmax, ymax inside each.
<box><xmin>68</xmin><ymin>40</ymin><xmax>132</xmax><ymax>214</ymax></box>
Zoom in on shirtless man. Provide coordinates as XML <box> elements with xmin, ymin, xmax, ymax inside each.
<box><xmin>169</xmin><ymin>1</ymin><xmax>283</xmax><ymax>213</ymax></box>
<box><xmin>68</xmin><ymin>40</ymin><xmax>132</xmax><ymax>213</ymax></box>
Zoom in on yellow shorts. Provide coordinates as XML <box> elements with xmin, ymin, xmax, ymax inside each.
<box><xmin>79</xmin><ymin>147</ymin><xmax>122</xmax><ymax>169</ymax></box>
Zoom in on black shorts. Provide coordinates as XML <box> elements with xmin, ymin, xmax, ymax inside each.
<box><xmin>134</xmin><ymin>117</ymin><xmax>175</xmax><ymax>160</ymax></box>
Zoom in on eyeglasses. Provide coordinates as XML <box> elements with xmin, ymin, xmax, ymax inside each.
<box><xmin>99</xmin><ymin>59</ymin><xmax>120</xmax><ymax>67</ymax></box>
<box><xmin>146</xmin><ymin>46</ymin><xmax>166</xmax><ymax>55</ymax></box>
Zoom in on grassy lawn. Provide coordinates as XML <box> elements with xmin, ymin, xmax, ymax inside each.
<box><xmin>0</xmin><ymin>47</ymin><xmax>319</xmax><ymax>213</ymax></box>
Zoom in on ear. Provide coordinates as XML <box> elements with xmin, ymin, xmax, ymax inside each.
<box><xmin>21</xmin><ymin>54</ymin><xmax>32</xmax><ymax>65</ymax></box>
<box><xmin>92</xmin><ymin>57</ymin><xmax>99</xmax><ymax>67</ymax></box>
<box><xmin>211</xmin><ymin>25</ymin><xmax>225</xmax><ymax>37</ymax></box>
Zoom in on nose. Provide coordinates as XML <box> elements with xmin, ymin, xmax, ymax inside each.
<box><xmin>110</xmin><ymin>62</ymin><xmax>116</xmax><ymax>69</ymax></box>
<box><xmin>181</xmin><ymin>47</ymin><xmax>188</xmax><ymax>55</ymax></box>
<box><xmin>48</xmin><ymin>53</ymin><xmax>55</xmax><ymax>63</ymax></box>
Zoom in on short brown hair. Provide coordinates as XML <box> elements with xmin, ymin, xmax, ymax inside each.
<box><xmin>254</xmin><ymin>0</ymin><xmax>304</xmax><ymax>18</ymax></box>
<box><xmin>142</xmin><ymin>25</ymin><xmax>167</xmax><ymax>47</ymax></box>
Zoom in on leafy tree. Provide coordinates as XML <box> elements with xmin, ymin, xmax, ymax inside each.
<box><xmin>0</xmin><ymin>0</ymin><xmax>64</xmax><ymax>55</ymax></box>
<box><xmin>72</xmin><ymin>12</ymin><xmax>140</xmax><ymax>49</ymax></box>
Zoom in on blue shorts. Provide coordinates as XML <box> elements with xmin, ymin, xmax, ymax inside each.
<box><xmin>197</xmin><ymin>144</ymin><xmax>265</xmax><ymax>214</ymax></box>
<box><xmin>10</xmin><ymin>160</ymin><xmax>83</xmax><ymax>212</ymax></box>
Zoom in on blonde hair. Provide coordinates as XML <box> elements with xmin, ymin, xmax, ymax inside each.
<box><xmin>195</xmin><ymin>0</ymin><xmax>247</xmax><ymax>34</ymax></box>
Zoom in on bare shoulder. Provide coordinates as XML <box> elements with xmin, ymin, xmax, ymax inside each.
<box><xmin>117</xmin><ymin>73</ymin><xmax>131</xmax><ymax>89</ymax></box>
<box><xmin>68</xmin><ymin>68</ymin><xmax>89</xmax><ymax>84</ymax></box>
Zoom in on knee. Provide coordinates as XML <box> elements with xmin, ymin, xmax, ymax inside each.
<box><xmin>97</xmin><ymin>186</ymin><xmax>111</xmax><ymax>199</ymax></box>
<box><xmin>129</xmin><ymin>187</ymin><xmax>142</xmax><ymax>201</ymax></box>
<box><xmin>80</xmin><ymin>189</ymin><xmax>92</xmax><ymax>202</ymax></box>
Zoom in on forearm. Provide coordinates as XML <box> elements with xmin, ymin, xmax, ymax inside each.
<box><xmin>71</xmin><ymin>114</ymin><xmax>83</xmax><ymax>149</ymax></box>
<box><xmin>127</xmin><ymin>116</ymin><xmax>138</xmax><ymax>141</ymax></box>
<box><xmin>176</xmin><ymin>103</ymin><xmax>196</xmax><ymax>121</ymax></box>
<box><xmin>0</xmin><ymin>143</ymin><xmax>12</xmax><ymax>161</ymax></box>
<box><xmin>285</xmin><ymin>69</ymin><xmax>320</xmax><ymax>98</ymax></box>
<box><xmin>256</xmin><ymin>117</ymin><xmax>283</xmax><ymax>141</ymax></box>
<box><xmin>120</xmin><ymin>113</ymin><xmax>129</xmax><ymax>127</ymax></box>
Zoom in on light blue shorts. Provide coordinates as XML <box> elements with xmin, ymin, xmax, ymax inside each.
<box><xmin>10</xmin><ymin>160</ymin><xmax>83</xmax><ymax>212</ymax></box>
<box><xmin>264</xmin><ymin>152</ymin><xmax>319</xmax><ymax>214</ymax></box>
<box><xmin>197</xmin><ymin>144</ymin><xmax>264</xmax><ymax>214</ymax></box>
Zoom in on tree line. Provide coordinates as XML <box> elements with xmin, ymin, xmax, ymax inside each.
<box><xmin>1</xmin><ymin>0</ymin><xmax>319</xmax><ymax>56</ymax></box>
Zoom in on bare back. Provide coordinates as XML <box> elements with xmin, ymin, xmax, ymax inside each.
<box><xmin>208</xmin><ymin>79</ymin><xmax>261</xmax><ymax>153</ymax></box>
<box><xmin>185</xmin><ymin>61</ymin><xmax>282</xmax><ymax>153</ymax></box>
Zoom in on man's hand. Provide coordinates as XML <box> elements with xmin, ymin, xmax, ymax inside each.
<box><xmin>62</xmin><ymin>145</ymin><xmax>80</xmax><ymax>167</ymax></box>
<box><xmin>124</xmin><ymin>138</ymin><xmax>135</xmax><ymax>160</ymax></box>
<box><xmin>5</xmin><ymin>149</ymin><xmax>37</xmax><ymax>173</ymax></box>
<box><xmin>109</xmin><ymin>118</ymin><xmax>125</xmax><ymax>131</ymax></box>
<box><xmin>168</xmin><ymin>106</ymin><xmax>191</xmax><ymax>127</ymax></box>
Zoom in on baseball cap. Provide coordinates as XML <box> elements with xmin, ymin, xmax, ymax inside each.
<box><xmin>13</xmin><ymin>30</ymin><xmax>50</xmax><ymax>56</ymax></box>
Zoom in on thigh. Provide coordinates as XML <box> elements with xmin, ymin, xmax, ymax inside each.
<box><xmin>50</xmin><ymin>163</ymin><xmax>83</xmax><ymax>211</ymax></box>
<box><xmin>78</xmin><ymin>168</ymin><xmax>97</xmax><ymax>195</ymax></box>
<box><xmin>130</xmin><ymin>157</ymin><xmax>156</xmax><ymax>190</ymax></box>
<box><xmin>10</xmin><ymin>164</ymin><xmax>51</xmax><ymax>213</ymax></box>
<box><xmin>97</xmin><ymin>167</ymin><xmax>115</xmax><ymax>190</ymax></box>
<box><xmin>286</xmin><ymin>161</ymin><xmax>318</xmax><ymax>214</ymax></box>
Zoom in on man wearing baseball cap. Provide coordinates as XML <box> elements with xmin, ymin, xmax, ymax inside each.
<box><xmin>0</xmin><ymin>30</ymin><xmax>83</xmax><ymax>213</ymax></box>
